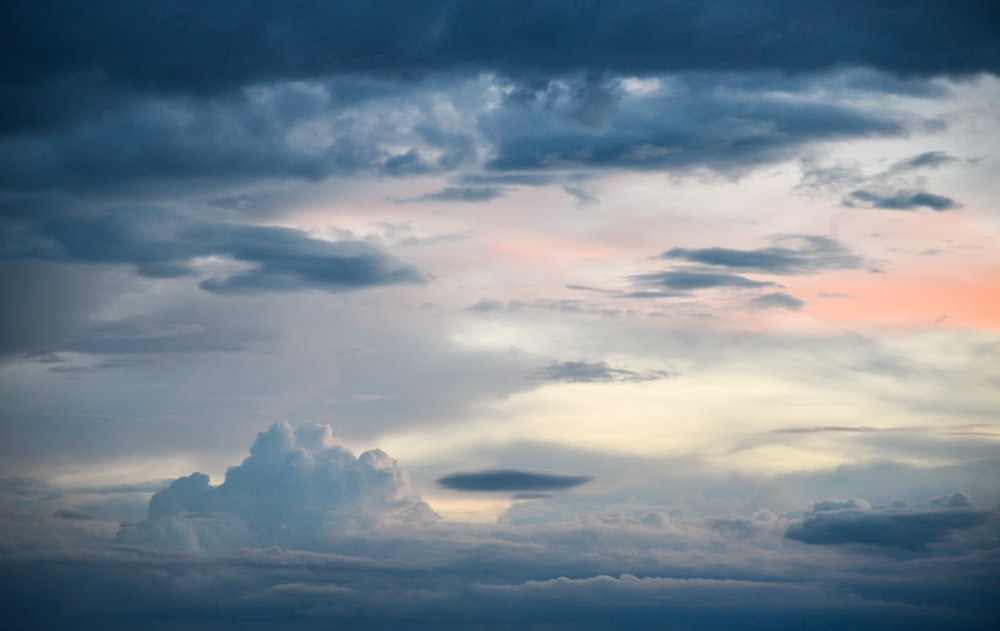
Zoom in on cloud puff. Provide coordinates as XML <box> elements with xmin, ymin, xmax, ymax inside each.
<box><xmin>534</xmin><ymin>360</ymin><xmax>674</xmax><ymax>383</ymax></box>
<box><xmin>786</xmin><ymin>495</ymin><xmax>993</xmax><ymax>550</ymax></box>
<box><xmin>1</xmin><ymin>211</ymin><xmax>426</xmax><ymax>294</ymax></box>
<box><xmin>663</xmin><ymin>235</ymin><xmax>869</xmax><ymax>275</ymax></box>
<box><xmin>436</xmin><ymin>469</ymin><xmax>593</xmax><ymax>492</ymax></box>
<box><xmin>116</xmin><ymin>422</ymin><xmax>435</xmax><ymax>550</ymax></box>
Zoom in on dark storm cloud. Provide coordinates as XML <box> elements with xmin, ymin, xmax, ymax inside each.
<box><xmin>631</xmin><ymin>270</ymin><xmax>776</xmax><ymax>291</ymax></box>
<box><xmin>4</xmin><ymin>2</ymin><xmax>998</xmax><ymax>126</ymax></box>
<box><xmin>0</xmin><ymin>210</ymin><xmax>427</xmax><ymax>294</ymax></box>
<box><xmin>436</xmin><ymin>469</ymin><xmax>593</xmax><ymax>492</ymax></box>
<box><xmin>846</xmin><ymin>189</ymin><xmax>960</xmax><ymax>211</ymax></box>
<box><xmin>663</xmin><ymin>236</ymin><xmax>869</xmax><ymax>275</ymax></box>
<box><xmin>534</xmin><ymin>360</ymin><xmax>673</xmax><ymax>383</ymax></box>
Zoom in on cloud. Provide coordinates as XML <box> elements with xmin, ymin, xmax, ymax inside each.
<box><xmin>890</xmin><ymin>151</ymin><xmax>960</xmax><ymax>172</ymax></box>
<box><xmin>798</xmin><ymin>150</ymin><xmax>965</xmax><ymax>211</ymax></box>
<box><xmin>4</xmin><ymin>479</ymin><xmax>999</xmax><ymax>629</ymax></box>
<box><xmin>786</xmin><ymin>497</ymin><xmax>995</xmax><ymax>550</ymax></box>
<box><xmin>1</xmin><ymin>211</ymin><xmax>427</xmax><ymax>294</ymax></box>
<box><xmin>534</xmin><ymin>360</ymin><xmax>674</xmax><ymax>383</ymax></box>
<box><xmin>436</xmin><ymin>469</ymin><xmax>593</xmax><ymax>492</ymax></box>
<box><xmin>396</xmin><ymin>186</ymin><xmax>506</xmax><ymax>203</ymax></box>
<box><xmin>5</xmin><ymin>1</ymin><xmax>997</xmax><ymax>134</ymax></box>
<box><xmin>746</xmin><ymin>292</ymin><xmax>806</xmax><ymax>311</ymax></box>
<box><xmin>663</xmin><ymin>235</ymin><xmax>869</xmax><ymax>275</ymax></box>
<box><xmin>482</xmin><ymin>74</ymin><xmax>905</xmax><ymax>174</ymax></box>
<box><xmin>631</xmin><ymin>270</ymin><xmax>777</xmax><ymax>291</ymax></box>
<box><xmin>116</xmin><ymin>422</ymin><xmax>436</xmax><ymax>550</ymax></box>
<box><xmin>846</xmin><ymin>189</ymin><xmax>960</xmax><ymax>211</ymax></box>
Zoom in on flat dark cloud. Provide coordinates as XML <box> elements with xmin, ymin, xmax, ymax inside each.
<box><xmin>631</xmin><ymin>270</ymin><xmax>776</xmax><ymax>291</ymax></box>
<box><xmin>396</xmin><ymin>186</ymin><xmax>506</xmax><ymax>204</ymax></box>
<box><xmin>786</xmin><ymin>499</ymin><xmax>994</xmax><ymax>550</ymax></box>
<box><xmin>663</xmin><ymin>236</ymin><xmax>869</xmax><ymax>275</ymax></box>
<box><xmin>1</xmin><ymin>210</ymin><xmax>426</xmax><ymax>294</ymax></box>
<box><xmin>846</xmin><ymin>189</ymin><xmax>960</xmax><ymax>211</ymax></box>
<box><xmin>437</xmin><ymin>469</ymin><xmax>593</xmax><ymax>492</ymax></box>
<box><xmin>535</xmin><ymin>360</ymin><xmax>673</xmax><ymax>383</ymax></box>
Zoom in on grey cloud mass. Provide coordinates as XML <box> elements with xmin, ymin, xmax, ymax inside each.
<box><xmin>3</xmin><ymin>2</ymin><xmax>998</xmax><ymax>128</ymax></box>
<box><xmin>437</xmin><ymin>469</ymin><xmax>593</xmax><ymax>492</ymax></box>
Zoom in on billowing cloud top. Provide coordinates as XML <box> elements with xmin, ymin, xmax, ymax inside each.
<box><xmin>117</xmin><ymin>422</ymin><xmax>435</xmax><ymax>551</ymax></box>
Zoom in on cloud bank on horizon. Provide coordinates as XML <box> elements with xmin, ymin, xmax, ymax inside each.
<box><xmin>1</xmin><ymin>1</ymin><xmax>999</xmax><ymax>629</ymax></box>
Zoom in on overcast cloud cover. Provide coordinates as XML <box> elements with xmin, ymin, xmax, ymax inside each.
<box><xmin>2</xmin><ymin>1</ymin><xmax>999</xmax><ymax>628</ymax></box>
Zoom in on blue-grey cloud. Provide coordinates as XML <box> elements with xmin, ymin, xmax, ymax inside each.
<box><xmin>4</xmin><ymin>1</ymin><xmax>997</xmax><ymax>136</ymax></box>
<box><xmin>1</xmin><ymin>211</ymin><xmax>427</xmax><ymax>294</ymax></box>
<box><xmin>437</xmin><ymin>469</ymin><xmax>593</xmax><ymax>492</ymax></box>
<box><xmin>396</xmin><ymin>186</ymin><xmax>506</xmax><ymax>204</ymax></box>
<box><xmin>847</xmin><ymin>189</ymin><xmax>959</xmax><ymax>211</ymax></box>
<box><xmin>482</xmin><ymin>75</ymin><xmax>905</xmax><ymax>174</ymax></box>
<box><xmin>534</xmin><ymin>361</ymin><xmax>674</xmax><ymax>383</ymax></box>
<box><xmin>747</xmin><ymin>292</ymin><xmax>806</xmax><ymax>311</ymax></box>
<box><xmin>786</xmin><ymin>497</ymin><xmax>994</xmax><ymax>550</ymax></box>
<box><xmin>890</xmin><ymin>151</ymin><xmax>960</xmax><ymax>172</ymax></box>
<box><xmin>799</xmin><ymin>150</ymin><xmax>966</xmax><ymax>211</ymax></box>
<box><xmin>631</xmin><ymin>270</ymin><xmax>777</xmax><ymax>291</ymax></box>
<box><xmin>663</xmin><ymin>236</ymin><xmax>869</xmax><ymax>275</ymax></box>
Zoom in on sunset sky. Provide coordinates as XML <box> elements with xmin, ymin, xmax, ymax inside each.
<box><xmin>2</xmin><ymin>2</ymin><xmax>999</xmax><ymax>628</ymax></box>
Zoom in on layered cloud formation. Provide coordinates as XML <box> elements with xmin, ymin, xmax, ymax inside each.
<box><xmin>2</xmin><ymin>2</ymin><xmax>1000</xmax><ymax>629</ymax></box>
<box><xmin>2</xmin><ymin>422</ymin><xmax>998</xmax><ymax>629</ymax></box>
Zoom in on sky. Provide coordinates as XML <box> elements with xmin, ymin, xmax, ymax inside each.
<box><xmin>1</xmin><ymin>1</ymin><xmax>999</xmax><ymax>628</ymax></box>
